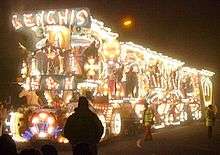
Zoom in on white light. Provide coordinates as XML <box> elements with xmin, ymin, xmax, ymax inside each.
<box><xmin>32</xmin><ymin>117</ymin><xmax>39</xmax><ymax>124</ymax></box>
<box><xmin>38</xmin><ymin>132</ymin><xmax>48</xmax><ymax>138</ymax></box>
<box><xmin>111</xmin><ymin>112</ymin><xmax>121</xmax><ymax>135</ymax></box>
<box><xmin>39</xmin><ymin>113</ymin><xmax>48</xmax><ymax>119</ymax></box>
<box><xmin>47</xmin><ymin>117</ymin><xmax>55</xmax><ymax>125</ymax></box>
<box><xmin>47</xmin><ymin>126</ymin><xmax>54</xmax><ymax>134</ymax></box>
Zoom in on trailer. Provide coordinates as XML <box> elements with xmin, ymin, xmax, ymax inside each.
<box><xmin>5</xmin><ymin>8</ymin><xmax>214</xmax><ymax>142</ymax></box>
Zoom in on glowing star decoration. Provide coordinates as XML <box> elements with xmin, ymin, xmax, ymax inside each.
<box><xmin>201</xmin><ymin>76</ymin><xmax>213</xmax><ymax>107</ymax></box>
<box><xmin>84</xmin><ymin>58</ymin><xmax>99</xmax><ymax>77</ymax></box>
<box><xmin>46</xmin><ymin>77</ymin><xmax>59</xmax><ymax>90</ymax></box>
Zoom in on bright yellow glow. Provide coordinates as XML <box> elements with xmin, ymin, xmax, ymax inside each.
<box><xmin>103</xmin><ymin>40</ymin><xmax>120</xmax><ymax>59</ymax></box>
<box><xmin>123</xmin><ymin>20</ymin><xmax>132</xmax><ymax>26</ymax></box>
<box><xmin>38</xmin><ymin>132</ymin><xmax>48</xmax><ymax>138</ymax></box>
<box><xmin>47</xmin><ymin>117</ymin><xmax>55</xmax><ymax>125</ymax></box>
<box><xmin>39</xmin><ymin>113</ymin><xmax>48</xmax><ymax>119</ymax></box>
<box><xmin>58</xmin><ymin>136</ymin><xmax>69</xmax><ymax>143</ymax></box>
<box><xmin>47</xmin><ymin>126</ymin><xmax>54</xmax><ymax>134</ymax></box>
<box><xmin>32</xmin><ymin>117</ymin><xmax>39</xmax><ymax>124</ymax></box>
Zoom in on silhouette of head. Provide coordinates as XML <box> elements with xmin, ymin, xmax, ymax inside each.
<box><xmin>19</xmin><ymin>148</ymin><xmax>41</xmax><ymax>155</ymax></box>
<box><xmin>73</xmin><ymin>143</ymin><xmax>92</xmax><ymax>155</ymax></box>
<box><xmin>41</xmin><ymin>144</ymin><xmax>57</xmax><ymax>155</ymax></box>
<box><xmin>0</xmin><ymin>134</ymin><xmax>17</xmax><ymax>155</ymax></box>
<box><xmin>78</xmin><ymin>96</ymin><xmax>89</xmax><ymax>109</ymax></box>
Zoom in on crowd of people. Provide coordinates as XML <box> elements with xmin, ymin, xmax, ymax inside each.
<box><xmin>0</xmin><ymin>133</ymin><xmax>58</xmax><ymax>155</ymax></box>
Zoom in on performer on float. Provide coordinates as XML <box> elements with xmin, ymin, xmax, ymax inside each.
<box><xmin>126</xmin><ymin>66</ymin><xmax>138</xmax><ymax>97</ymax></box>
<box><xmin>108</xmin><ymin>69</ymin><xmax>116</xmax><ymax>98</ymax></box>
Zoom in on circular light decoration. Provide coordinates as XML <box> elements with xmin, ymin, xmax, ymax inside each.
<box><xmin>98</xmin><ymin>114</ymin><xmax>107</xmax><ymax>139</ymax></box>
<box><xmin>111</xmin><ymin>112</ymin><xmax>121</xmax><ymax>135</ymax></box>
<box><xmin>84</xmin><ymin>58</ymin><xmax>99</xmax><ymax>76</ymax></box>
<box><xmin>29</xmin><ymin>112</ymin><xmax>56</xmax><ymax>139</ymax></box>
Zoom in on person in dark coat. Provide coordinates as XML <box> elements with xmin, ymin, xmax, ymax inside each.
<box><xmin>41</xmin><ymin>144</ymin><xmax>58</xmax><ymax>155</ymax></box>
<box><xmin>64</xmin><ymin>96</ymin><xmax>104</xmax><ymax>155</ymax></box>
<box><xmin>0</xmin><ymin>134</ymin><xmax>18</xmax><ymax>155</ymax></box>
<box><xmin>19</xmin><ymin>148</ymin><xmax>41</xmax><ymax>155</ymax></box>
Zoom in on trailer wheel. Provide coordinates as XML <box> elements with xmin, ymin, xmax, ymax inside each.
<box><xmin>111</xmin><ymin>112</ymin><xmax>122</xmax><ymax>136</ymax></box>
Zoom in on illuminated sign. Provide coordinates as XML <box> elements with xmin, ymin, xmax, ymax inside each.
<box><xmin>12</xmin><ymin>8</ymin><xmax>91</xmax><ymax>30</ymax></box>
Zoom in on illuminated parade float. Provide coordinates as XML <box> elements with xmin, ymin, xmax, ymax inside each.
<box><xmin>6</xmin><ymin>8</ymin><xmax>215</xmax><ymax>142</ymax></box>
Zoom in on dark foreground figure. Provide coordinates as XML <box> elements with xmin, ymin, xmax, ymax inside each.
<box><xmin>0</xmin><ymin>134</ymin><xmax>18</xmax><ymax>155</ymax></box>
<box><xmin>64</xmin><ymin>96</ymin><xmax>104</xmax><ymax>155</ymax></box>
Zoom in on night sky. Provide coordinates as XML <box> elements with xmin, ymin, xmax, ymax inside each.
<box><xmin>0</xmin><ymin>0</ymin><xmax>219</xmax><ymax>102</ymax></box>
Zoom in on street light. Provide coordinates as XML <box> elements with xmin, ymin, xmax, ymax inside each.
<box><xmin>123</xmin><ymin>20</ymin><xmax>132</xmax><ymax>27</ymax></box>
<box><xmin>122</xmin><ymin>18</ymin><xmax>134</xmax><ymax>28</ymax></box>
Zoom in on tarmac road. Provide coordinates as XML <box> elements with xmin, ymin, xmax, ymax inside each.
<box><xmin>18</xmin><ymin>119</ymin><xmax>220</xmax><ymax>155</ymax></box>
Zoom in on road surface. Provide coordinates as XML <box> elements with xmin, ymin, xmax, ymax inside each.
<box><xmin>18</xmin><ymin>119</ymin><xmax>220</xmax><ymax>155</ymax></box>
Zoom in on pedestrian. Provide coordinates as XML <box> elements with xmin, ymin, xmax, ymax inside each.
<box><xmin>73</xmin><ymin>143</ymin><xmax>92</xmax><ymax>155</ymax></box>
<box><xmin>19</xmin><ymin>148</ymin><xmax>41</xmax><ymax>155</ymax></box>
<box><xmin>41</xmin><ymin>144</ymin><xmax>58</xmax><ymax>155</ymax></box>
<box><xmin>205</xmin><ymin>105</ymin><xmax>216</xmax><ymax>139</ymax></box>
<box><xmin>64</xmin><ymin>96</ymin><xmax>104</xmax><ymax>155</ymax></box>
<box><xmin>143</xmin><ymin>103</ymin><xmax>155</xmax><ymax>141</ymax></box>
<box><xmin>0</xmin><ymin>134</ymin><xmax>18</xmax><ymax>155</ymax></box>
<box><xmin>126</xmin><ymin>66</ymin><xmax>138</xmax><ymax>97</ymax></box>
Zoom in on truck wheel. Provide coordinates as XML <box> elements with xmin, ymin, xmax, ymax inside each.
<box><xmin>110</xmin><ymin>111</ymin><xmax>122</xmax><ymax>136</ymax></box>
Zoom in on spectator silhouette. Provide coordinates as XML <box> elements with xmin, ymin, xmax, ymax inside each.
<box><xmin>64</xmin><ymin>96</ymin><xmax>104</xmax><ymax>155</ymax></box>
<box><xmin>0</xmin><ymin>134</ymin><xmax>17</xmax><ymax>155</ymax></box>
<box><xmin>19</xmin><ymin>148</ymin><xmax>41</xmax><ymax>155</ymax></box>
<box><xmin>73</xmin><ymin>143</ymin><xmax>92</xmax><ymax>155</ymax></box>
<box><xmin>41</xmin><ymin>144</ymin><xmax>58</xmax><ymax>155</ymax></box>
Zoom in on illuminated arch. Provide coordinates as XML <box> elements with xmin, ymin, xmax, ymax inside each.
<box><xmin>201</xmin><ymin>76</ymin><xmax>213</xmax><ymax>107</ymax></box>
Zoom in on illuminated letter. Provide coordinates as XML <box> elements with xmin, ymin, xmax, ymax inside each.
<box><xmin>12</xmin><ymin>15</ymin><xmax>23</xmax><ymax>30</ymax></box>
<box><xmin>76</xmin><ymin>9</ymin><xmax>89</xmax><ymax>26</ymax></box>
<box><xmin>47</xmin><ymin>11</ymin><xmax>56</xmax><ymax>25</ymax></box>
<box><xmin>23</xmin><ymin>14</ymin><xmax>35</xmax><ymax>27</ymax></box>
<box><xmin>69</xmin><ymin>10</ymin><xmax>75</xmax><ymax>26</ymax></box>
<box><xmin>58</xmin><ymin>9</ymin><xmax>68</xmax><ymax>25</ymax></box>
<box><xmin>36</xmin><ymin>11</ymin><xmax>44</xmax><ymax>27</ymax></box>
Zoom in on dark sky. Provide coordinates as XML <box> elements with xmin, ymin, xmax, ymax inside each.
<box><xmin>0</xmin><ymin>0</ymin><xmax>219</xmax><ymax>100</ymax></box>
